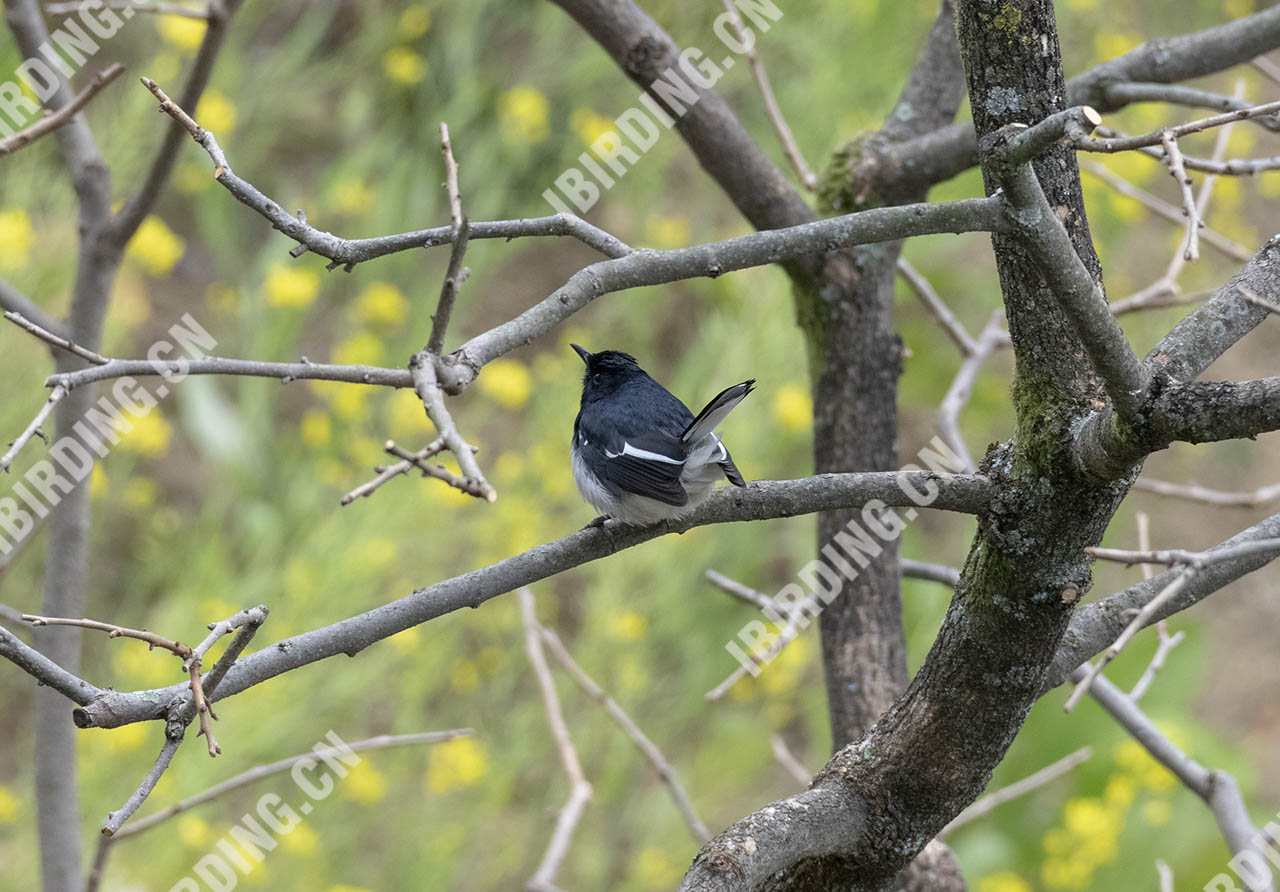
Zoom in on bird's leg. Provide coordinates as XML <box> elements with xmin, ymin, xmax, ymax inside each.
<box><xmin>581</xmin><ymin>514</ymin><xmax>612</xmax><ymax>531</ymax></box>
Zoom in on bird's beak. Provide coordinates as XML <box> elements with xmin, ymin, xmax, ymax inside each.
<box><xmin>570</xmin><ymin>343</ymin><xmax>592</xmax><ymax>365</ymax></box>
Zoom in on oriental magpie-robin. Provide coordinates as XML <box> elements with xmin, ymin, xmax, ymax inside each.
<box><xmin>570</xmin><ymin>344</ymin><xmax>754</xmax><ymax>525</ymax></box>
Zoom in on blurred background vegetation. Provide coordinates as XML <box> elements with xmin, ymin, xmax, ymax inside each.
<box><xmin>0</xmin><ymin>1</ymin><xmax>1278</xmax><ymax>890</ymax></box>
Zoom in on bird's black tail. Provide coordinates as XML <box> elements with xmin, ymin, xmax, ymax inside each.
<box><xmin>682</xmin><ymin>379</ymin><xmax>755</xmax><ymax>446</ymax></box>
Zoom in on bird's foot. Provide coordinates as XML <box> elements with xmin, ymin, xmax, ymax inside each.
<box><xmin>581</xmin><ymin>514</ymin><xmax>612</xmax><ymax>531</ymax></box>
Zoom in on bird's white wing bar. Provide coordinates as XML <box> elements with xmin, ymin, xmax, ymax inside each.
<box><xmin>605</xmin><ymin>442</ymin><xmax>686</xmax><ymax>465</ymax></box>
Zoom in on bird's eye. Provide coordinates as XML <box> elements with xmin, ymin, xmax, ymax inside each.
<box><xmin>592</xmin><ymin>373</ymin><xmax>601</xmax><ymax>383</ymax></box>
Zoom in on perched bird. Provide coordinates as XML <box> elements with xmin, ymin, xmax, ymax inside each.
<box><xmin>570</xmin><ymin>344</ymin><xmax>754</xmax><ymax>525</ymax></box>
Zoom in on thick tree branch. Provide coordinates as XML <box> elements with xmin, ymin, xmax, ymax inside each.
<box><xmin>62</xmin><ymin>470</ymin><xmax>994</xmax><ymax>730</ymax></box>
<box><xmin>0</xmin><ymin>624</ymin><xmax>101</xmax><ymax>705</ymax></box>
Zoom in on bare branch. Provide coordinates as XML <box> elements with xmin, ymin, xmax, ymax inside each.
<box><xmin>1081</xmin><ymin>161</ymin><xmax>1249</xmax><ymax>263</ymax></box>
<box><xmin>71</xmin><ymin>470</ymin><xmax>996</xmax><ymax>729</ymax></box>
<box><xmin>1075</xmin><ymin>98</ymin><xmax>1280</xmax><ymax>153</ymax></box>
<box><xmin>45</xmin><ymin>1</ymin><xmax>210</xmax><ymax>18</ymax></box>
<box><xmin>340</xmin><ymin>438</ymin><xmax>446</xmax><ymax>505</ymax></box>
<box><xmin>717</xmin><ymin>0</ymin><xmax>817</xmax><ymax>190</ymax></box>
<box><xmin>940</xmin><ymin>746</ymin><xmax>1092</xmax><ymax>836</ymax></box>
<box><xmin>139</xmin><ymin>79</ymin><xmax>631</xmax><ymax>265</ymax></box>
<box><xmin>408</xmin><ymin>352</ymin><xmax>494</xmax><ymax>501</ymax></box>
<box><xmin>1078</xmin><ymin>670</ymin><xmax>1275</xmax><ymax>892</ymax></box>
<box><xmin>1101</xmin><ymin>82</ymin><xmax>1280</xmax><ymax>130</ymax></box>
<box><xmin>0</xmin><ymin>624</ymin><xmax>101</xmax><ymax>705</ymax></box>
<box><xmin>385</xmin><ymin>440</ymin><xmax>491</xmax><ymax>500</ymax></box>
<box><xmin>47</xmin><ymin>355</ymin><xmax>412</xmax><ymax>392</ymax></box>
<box><xmin>901</xmin><ymin>559</ymin><xmax>961</xmax><ymax>588</ymax></box>
<box><xmin>0</xmin><ymin>385</ymin><xmax>66</xmax><ymax>472</ymax></box>
<box><xmin>770</xmin><ymin>734</ymin><xmax>813</xmax><ymax>788</ymax></box>
<box><xmin>108</xmin><ymin>2</ymin><xmax>246</xmax><ymax>247</ymax></box>
<box><xmin>0</xmin><ymin>63</ymin><xmax>125</xmax><ymax>158</ymax></box>
<box><xmin>101</xmin><ymin>733</ymin><xmax>182</xmax><ymax>837</ymax></box>
<box><xmin>0</xmin><ymin>277</ymin><xmax>67</xmax><ymax>341</ymax></box>
<box><xmin>1133</xmin><ymin>476</ymin><xmax>1280</xmax><ymax>508</ymax></box>
<box><xmin>426</xmin><ymin>123</ymin><xmax>470</xmax><ymax>354</ymax></box>
<box><xmin>936</xmin><ymin>310</ymin><xmax>1008</xmax><ymax>472</ymax></box>
<box><xmin>896</xmin><ymin>258</ymin><xmax>979</xmax><ymax>355</ymax></box>
<box><xmin>4</xmin><ymin>310</ymin><xmax>108</xmax><ymax>364</ymax></box>
<box><xmin>538</xmin><ymin>623</ymin><xmax>710</xmax><ymax>842</ymax></box>
<box><xmin>1127</xmin><ymin>512</ymin><xmax>1183</xmax><ymax>704</ymax></box>
<box><xmin>1049</xmin><ymin>509</ymin><xmax>1280</xmax><ymax>689</ymax></box>
<box><xmin>520</xmin><ymin>589</ymin><xmax>592</xmax><ymax>892</ymax></box>
<box><xmin>1158</xmin><ymin>131</ymin><xmax>1200</xmax><ymax>262</ymax></box>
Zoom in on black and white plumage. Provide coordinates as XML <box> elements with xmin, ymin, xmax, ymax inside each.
<box><xmin>570</xmin><ymin>344</ymin><xmax>754</xmax><ymax>525</ymax></box>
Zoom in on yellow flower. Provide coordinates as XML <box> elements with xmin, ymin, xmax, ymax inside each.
<box><xmin>265</xmin><ymin>265</ymin><xmax>321</xmax><ymax>308</ymax></box>
<box><xmin>90</xmin><ymin>464</ymin><xmax>108</xmax><ymax>499</ymax></box>
<box><xmin>1143</xmin><ymin>798</ymin><xmax>1173</xmax><ymax>826</ymax></box>
<box><xmin>388</xmin><ymin>625</ymin><xmax>420</xmax><ymax>654</ymax></box>
<box><xmin>330</xmin><ymin>178</ymin><xmax>375</xmax><ymax>214</ymax></box>
<box><xmin>1225</xmin><ymin>0</ymin><xmax>1255</xmax><ymax>16</ymax></box>
<box><xmin>499</xmin><ymin>85</ymin><xmax>550</xmax><ymax>144</ymax></box>
<box><xmin>384</xmin><ymin>47</ymin><xmax>428</xmax><ymax>85</ymax></box>
<box><xmin>352</xmin><ymin>281</ymin><xmax>409</xmax><ymax>328</ymax></box>
<box><xmin>450</xmin><ymin>657</ymin><xmax>480</xmax><ymax>692</ymax></box>
<box><xmin>1093</xmin><ymin>32</ymin><xmax>1142</xmax><ymax>63</ymax></box>
<box><xmin>158</xmin><ymin>16</ymin><xmax>206</xmax><ymax>50</ymax></box>
<box><xmin>326</xmin><ymin>887</ymin><xmax>374</xmax><ymax>892</ymax></box>
<box><xmin>399</xmin><ymin>5</ymin><xmax>431</xmax><ymax>38</ymax></box>
<box><xmin>760</xmin><ymin>632</ymin><xmax>812</xmax><ymax>694</ymax></box>
<box><xmin>177</xmin><ymin>815</ymin><xmax>210</xmax><ymax>847</ymax></box>
<box><xmin>477</xmin><ymin>646</ymin><xmax>503</xmax><ymax>674</ymax></box>
<box><xmin>606</xmin><ymin>609</ymin><xmax>648</xmax><ymax>642</ymax></box>
<box><xmin>425</xmin><ymin>736</ymin><xmax>487</xmax><ymax>794</ymax></box>
<box><xmin>773</xmin><ymin>384</ymin><xmax>812</xmax><ymax>432</ymax></box>
<box><xmin>979</xmin><ymin>872</ymin><xmax>1032</xmax><ymax>892</ymax></box>
<box><xmin>120</xmin><ymin>409</ymin><xmax>173</xmax><ymax>458</ymax></box>
<box><xmin>1103</xmin><ymin>772</ymin><xmax>1137</xmax><ymax>807</ymax></box>
<box><xmin>175</xmin><ymin>161</ymin><xmax>211</xmax><ymax>195</ymax></box>
<box><xmin>279</xmin><ymin>821</ymin><xmax>318</xmax><ymax>854</ymax></box>
<box><xmin>0</xmin><ymin>208</ymin><xmax>34</xmax><ymax>269</ymax></box>
<box><xmin>644</xmin><ymin>215</ymin><xmax>691</xmax><ymax>249</ymax></box>
<box><xmin>478</xmin><ymin>358</ymin><xmax>533</xmax><ymax>408</ymax></box>
<box><xmin>493</xmin><ymin>451</ymin><xmax>524</xmax><ymax>483</ymax></box>
<box><xmin>124</xmin><ymin>477</ymin><xmax>159</xmax><ymax>509</ymax></box>
<box><xmin>332</xmin><ymin>331</ymin><xmax>385</xmax><ymax>367</ymax></box>
<box><xmin>330</xmin><ymin>385</ymin><xmax>371</xmax><ymax>423</ymax></box>
<box><xmin>102</xmin><ymin>722</ymin><xmax>150</xmax><ymax>754</ymax></box>
<box><xmin>127</xmin><ymin>217</ymin><xmax>185</xmax><ymax>276</ymax></box>
<box><xmin>570</xmin><ymin>108</ymin><xmax>615</xmax><ymax>147</ymax></box>
<box><xmin>112</xmin><ymin>642</ymin><xmax>176</xmax><ymax>685</ymax></box>
<box><xmin>342</xmin><ymin>761</ymin><xmax>387</xmax><ymax>805</ymax></box>
<box><xmin>635</xmin><ymin>846</ymin><xmax>681</xmax><ymax>888</ymax></box>
<box><xmin>0</xmin><ymin>786</ymin><xmax>21</xmax><ymax>824</ymax></box>
<box><xmin>196</xmin><ymin>89</ymin><xmax>237</xmax><ymax>135</ymax></box>
<box><xmin>388</xmin><ymin>387</ymin><xmax>426</xmax><ymax>435</ymax></box>
<box><xmin>300</xmin><ymin>409</ymin><xmax>332</xmax><ymax>447</ymax></box>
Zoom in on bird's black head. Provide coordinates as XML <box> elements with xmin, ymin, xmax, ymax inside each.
<box><xmin>571</xmin><ymin>344</ymin><xmax>645</xmax><ymax>400</ymax></box>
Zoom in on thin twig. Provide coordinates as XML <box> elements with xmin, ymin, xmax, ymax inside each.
<box><xmin>1067</xmin><ymin>537</ymin><xmax>1280</xmax><ymax>710</ymax></box>
<box><xmin>901</xmin><ymin>559</ymin><xmax>961</xmax><ymax>588</ymax></box>
<box><xmin>408</xmin><ymin>353</ymin><xmax>495</xmax><ymax>501</ymax></box>
<box><xmin>1077</xmin><ymin>97</ymin><xmax>1280</xmax><ymax>153</ymax></box>
<box><xmin>45</xmin><ymin>1</ymin><xmax>210</xmax><ymax>18</ymax></box>
<box><xmin>520</xmin><ymin>589</ymin><xmax>592</xmax><ymax>892</ymax></box>
<box><xmin>140</xmin><ymin>78</ymin><xmax>632</xmax><ymax>265</ymax></box>
<box><xmin>538</xmin><ymin>623</ymin><xmax>710</xmax><ymax>842</ymax></box>
<box><xmin>896</xmin><ymin>258</ymin><xmax>980</xmax><ymax>355</ymax></box>
<box><xmin>936</xmin><ymin>310</ymin><xmax>1009</xmax><ymax>472</ymax></box>
<box><xmin>770</xmin><ymin>734</ymin><xmax>813</xmax><ymax>787</ymax></box>
<box><xmin>0</xmin><ymin>385</ymin><xmax>65</xmax><ymax>472</ymax></box>
<box><xmin>1133</xmin><ymin>476</ymin><xmax>1280</xmax><ymax>507</ymax></box>
<box><xmin>941</xmin><ymin>746</ymin><xmax>1093</xmax><ymax>836</ymax></box>
<box><xmin>100</xmin><ymin>734</ymin><xmax>182</xmax><ymax>837</ymax></box>
<box><xmin>705</xmin><ymin>569</ymin><xmax>797</xmax><ymax>617</ymax></box>
<box><xmin>4</xmin><ymin>310</ymin><xmax>109</xmax><ymax>364</ymax></box>
<box><xmin>426</xmin><ymin>123</ymin><xmax>470</xmax><ymax>354</ymax></box>
<box><xmin>1128</xmin><ymin>514</ymin><xmax>1183</xmax><ymax>703</ymax></box>
<box><xmin>1157</xmin><ymin>860</ymin><xmax>1174</xmax><ymax>892</ymax></box>
<box><xmin>1158</xmin><ymin>131</ymin><xmax>1200</xmax><ymax>262</ymax></box>
<box><xmin>718</xmin><ymin>0</ymin><xmax>818</xmax><ymax>190</ymax></box>
<box><xmin>0</xmin><ymin>63</ymin><xmax>125</xmax><ymax>157</ymax></box>
<box><xmin>340</xmin><ymin>438</ymin><xmax>447</xmax><ymax>505</ymax></box>
<box><xmin>87</xmin><ymin>729</ymin><xmax>473</xmax><ymax>892</ymax></box>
